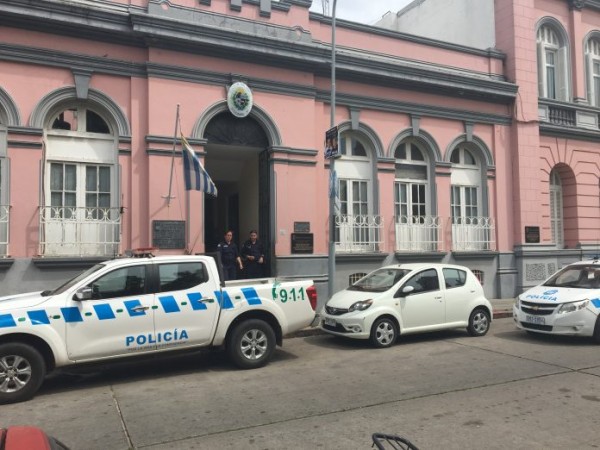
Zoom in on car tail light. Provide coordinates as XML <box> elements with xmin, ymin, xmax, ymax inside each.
<box><xmin>306</xmin><ymin>285</ymin><xmax>317</xmax><ymax>311</ymax></box>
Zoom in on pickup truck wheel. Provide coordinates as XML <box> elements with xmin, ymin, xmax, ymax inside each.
<box><xmin>467</xmin><ymin>308</ymin><xmax>490</xmax><ymax>337</ymax></box>
<box><xmin>370</xmin><ymin>317</ymin><xmax>398</xmax><ymax>348</ymax></box>
<box><xmin>0</xmin><ymin>343</ymin><xmax>46</xmax><ymax>404</ymax></box>
<box><xmin>228</xmin><ymin>319</ymin><xmax>276</xmax><ymax>369</ymax></box>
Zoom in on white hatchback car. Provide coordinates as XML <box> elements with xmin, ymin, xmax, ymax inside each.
<box><xmin>513</xmin><ymin>259</ymin><xmax>600</xmax><ymax>343</ymax></box>
<box><xmin>320</xmin><ymin>263</ymin><xmax>492</xmax><ymax>347</ymax></box>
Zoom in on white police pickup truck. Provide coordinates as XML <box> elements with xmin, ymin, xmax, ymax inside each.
<box><xmin>0</xmin><ymin>254</ymin><xmax>317</xmax><ymax>404</ymax></box>
<box><xmin>513</xmin><ymin>259</ymin><xmax>600</xmax><ymax>343</ymax></box>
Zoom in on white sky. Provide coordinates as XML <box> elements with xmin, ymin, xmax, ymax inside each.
<box><xmin>308</xmin><ymin>0</ymin><xmax>415</xmax><ymax>25</ymax></box>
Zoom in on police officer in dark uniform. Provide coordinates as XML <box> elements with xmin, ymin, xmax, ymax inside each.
<box><xmin>217</xmin><ymin>230</ymin><xmax>243</xmax><ymax>281</ymax></box>
<box><xmin>241</xmin><ymin>230</ymin><xmax>265</xmax><ymax>279</ymax></box>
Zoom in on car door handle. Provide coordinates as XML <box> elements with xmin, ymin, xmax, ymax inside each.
<box><xmin>434</xmin><ymin>296</ymin><xmax>442</xmax><ymax>300</ymax></box>
<box><xmin>200</xmin><ymin>298</ymin><xmax>215</xmax><ymax>304</ymax></box>
<box><xmin>131</xmin><ymin>306</ymin><xmax>149</xmax><ymax>312</ymax></box>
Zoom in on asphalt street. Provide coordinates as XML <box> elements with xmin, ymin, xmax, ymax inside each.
<box><xmin>2</xmin><ymin>317</ymin><xmax>600</xmax><ymax>449</ymax></box>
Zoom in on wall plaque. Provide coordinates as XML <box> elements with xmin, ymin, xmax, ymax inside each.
<box><xmin>525</xmin><ymin>226</ymin><xmax>540</xmax><ymax>244</ymax></box>
<box><xmin>294</xmin><ymin>221</ymin><xmax>310</xmax><ymax>233</ymax></box>
<box><xmin>152</xmin><ymin>220</ymin><xmax>186</xmax><ymax>249</ymax></box>
<box><xmin>291</xmin><ymin>233</ymin><xmax>313</xmax><ymax>254</ymax></box>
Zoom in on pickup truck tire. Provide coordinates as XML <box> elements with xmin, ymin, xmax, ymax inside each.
<box><xmin>467</xmin><ymin>308</ymin><xmax>490</xmax><ymax>337</ymax></box>
<box><xmin>0</xmin><ymin>343</ymin><xmax>46</xmax><ymax>404</ymax></box>
<box><xmin>227</xmin><ymin>319</ymin><xmax>276</xmax><ymax>369</ymax></box>
<box><xmin>370</xmin><ymin>317</ymin><xmax>398</xmax><ymax>348</ymax></box>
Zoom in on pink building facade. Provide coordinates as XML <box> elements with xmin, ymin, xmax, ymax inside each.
<box><xmin>0</xmin><ymin>0</ymin><xmax>597</xmax><ymax>304</ymax></box>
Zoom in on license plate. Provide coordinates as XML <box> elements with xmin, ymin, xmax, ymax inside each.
<box><xmin>324</xmin><ymin>318</ymin><xmax>337</xmax><ymax>327</ymax></box>
<box><xmin>525</xmin><ymin>315</ymin><xmax>545</xmax><ymax>325</ymax></box>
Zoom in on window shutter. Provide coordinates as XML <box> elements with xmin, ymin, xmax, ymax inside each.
<box><xmin>585</xmin><ymin>53</ymin><xmax>594</xmax><ymax>105</ymax></box>
<box><xmin>537</xmin><ymin>42</ymin><xmax>546</xmax><ymax>97</ymax></box>
<box><xmin>558</xmin><ymin>46</ymin><xmax>569</xmax><ymax>101</ymax></box>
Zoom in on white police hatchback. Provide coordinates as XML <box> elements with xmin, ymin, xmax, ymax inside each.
<box><xmin>514</xmin><ymin>259</ymin><xmax>600</xmax><ymax>343</ymax></box>
<box><xmin>320</xmin><ymin>263</ymin><xmax>492</xmax><ymax>348</ymax></box>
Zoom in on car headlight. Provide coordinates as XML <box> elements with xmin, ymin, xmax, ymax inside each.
<box><xmin>514</xmin><ymin>297</ymin><xmax>520</xmax><ymax>309</ymax></box>
<box><xmin>557</xmin><ymin>299</ymin><xmax>589</xmax><ymax>314</ymax></box>
<box><xmin>348</xmin><ymin>299</ymin><xmax>373</xmax><ymax>312</ymax></box>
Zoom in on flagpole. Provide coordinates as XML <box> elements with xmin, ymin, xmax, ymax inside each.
<box><xmin>164</xmin><ymin>104</ymin><xmax>180</xmax><ymax>206</ymax></box>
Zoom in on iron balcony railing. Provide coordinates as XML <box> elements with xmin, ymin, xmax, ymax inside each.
<box><xmin>39</xmin><ymin>206</ymin><xmax>121</xmax><ymax>257</ymax></box>
<box><xmin>335</xmin><ymin>214</ymin><xmax>383</xmax><ymax>253</ymax></box>
<box><xmin>0</xmin><ymin>205</ymin><xmax>9</xmax><ymax>256</ymax></box>
<box><xmin>451</xmin><ymin>216</ymin><xmax>496</xmax><ymax>251</ymax></box>
<box><xmin>394</xmin><ymin>215</ymin><xmax>442</xmax><ymax>252</ymax></box>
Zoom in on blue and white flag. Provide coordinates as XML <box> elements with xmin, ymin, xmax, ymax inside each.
<box><xmin>181</xmin><ymin>135</ymin><xmax>218</xmax><ymax>197</ymax></box>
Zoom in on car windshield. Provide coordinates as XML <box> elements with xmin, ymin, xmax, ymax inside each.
<box><xmin>543</xmin><ymin>264</ymin><xmax>600</xmax><ymax>289</ymax></box>
<box><xmin>46</xmin><ymin>264</ymin><xmax>106</xmax><ymax>296</ymax></box>
<box><xmin>348</xmin><ymin>268</ymin><xmax>412</xmax><ymax>292</ymax></box>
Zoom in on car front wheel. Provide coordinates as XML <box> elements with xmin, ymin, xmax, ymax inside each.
<box><xmin>467</xmin><ymin>308</ymin><xmax>490</xmax><ymax>337</ymax></box>
<box><xmin>370</xmin><ymin>317</ymin><xmax>398</xmax><ymax>348</ymax></box>
<box><xmin>0</xmin><ymin>343</ymin><xmax>46</xmax><ymax>404</ymax></box>
<box><xmin>227</xmin><ymin>319</ymin><xmax>276</xmax><ymax>369</ymax></box>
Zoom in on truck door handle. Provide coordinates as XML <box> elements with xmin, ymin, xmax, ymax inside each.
<box><xmin>131</xmin><ymin>306</ymin><xmax>149</xmax><ymax>312</ymax></box>
<box><xmin>200</xmin><ymin>298</ymin><xmax>215</xmax><ymax>304</ymax></box>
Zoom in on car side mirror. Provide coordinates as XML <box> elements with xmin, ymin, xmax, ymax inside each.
<box><xmin>395</xmin><ymin>285</ymin><xmax>415</xmax><ymax>298</ymax></box>
<box><xmin>73</xmin><ymin>287</ymin><xmax>92</xmax><ymax>301</ymax></box>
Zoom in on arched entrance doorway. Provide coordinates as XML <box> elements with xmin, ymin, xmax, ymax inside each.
<box><xmin>203</xmin><ymin>112</ymin><xmax>271</xmax><ymax>275</ymax></box>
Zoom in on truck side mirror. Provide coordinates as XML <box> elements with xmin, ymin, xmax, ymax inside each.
<box><xmin>73</xmin><ymin>287</ymin><xmax>92</xmax><ymax>301</ymax></box>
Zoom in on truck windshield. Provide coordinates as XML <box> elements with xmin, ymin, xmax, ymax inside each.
<box><xmin>543</xmin><ymin>265</ymin><xmax>600</xmax><ymax>289</ymax></box>
<box><xmin>348</xmin><ymin>268</ymin><xmax>412</xmax><ymax>292</ymax></box>
<box><xmin>46</xmin><ymin>264</ymin><xmax>106</xmax><ymax>296</ymax></box>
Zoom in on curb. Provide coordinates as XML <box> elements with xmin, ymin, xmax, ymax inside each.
<box><xmin>289</xmin><ymin>310</ymin><xmax>513</xmax><ymax>339</ymax></box>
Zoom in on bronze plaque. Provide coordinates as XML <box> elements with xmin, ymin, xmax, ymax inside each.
<box><xmin>153</xmin><ymin>220</ymin><xmax>186</xmax><ymax>249</ymax></box>
<box><xmin>525</xmin><ymin>226</ymin><xmax>540</xmax><ymax>244</ymax></box>
<box><xmin>291</xmin><ymin>233</ymin><xmax>313</xmax><ymax>254</ymax></box>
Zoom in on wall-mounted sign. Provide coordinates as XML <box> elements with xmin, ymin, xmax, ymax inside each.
<box><xmin>291</xmin><ymin>233</ymin><xmax>313</xmax><ymax>254</ymax></box>
<box><xmin>525</xmin><ymin>226</ymin><xmax>540</xmax><ymax>244</ymax></box>
<box><xmin>324</xmin><ymin>126</ymin><xmax>339</xmax><ymax>159</ymax></box>
<box><xmin>294</xmin><ymin>221</ymin><xmax>310</xmax><ymax>233</ymax></box>
<box><xmin>227</xmin><ymin>82</ymin><xmax>253</xmax><ymax>118</ymax></box>
<box><xmin>153</xmin><ymin>220</ymin><xmax>186</xmax><ymax>249</ymax></box>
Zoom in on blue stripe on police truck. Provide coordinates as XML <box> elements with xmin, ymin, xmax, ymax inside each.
<box><xmin>159</xmin><ymin>296</ymin><xmax>181</xmax><ymax>313</ymax></box>
<box><xmin>214</xmin><ymin>290</ymin><xmax>234</xmax><ymax>309</ymax></box>
<box><xmin>241</xmin><ymin>287</ymin><xmax>262</xmax><ymax>306</ymax></box>
<box><xmin>93</xmin><ymin>304</ymin><xmax>116</xmax><ymax>320</ymax></box>
<box><xmin>0</xmin><ymin>287</ymin><xmax>266</xmax><ymax>328</ymax></box>
<box><xmin>28</xmin><ymin>310</ymin><xmax>50</xmax><ymax>325</ymax></box>
<box><xmin>124</xmin><ymin>299</ymin><xmax>146</xmax><ymax>317</ymax></box>
<box><xmin>187</xmin><ymin>292</ymin><xmax>208</xmax><ymax>311</ymax></box>
<box><xmin>0</xmin><ymin>314</ymin><xmax>16</xmax><ymax>328</ymax></box>
<box><xmin>61</xmin><ymin>307</ymin><xmax>83</xmax><ymax>323</ymax></box>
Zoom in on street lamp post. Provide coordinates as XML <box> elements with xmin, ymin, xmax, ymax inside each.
<box><xmin>327</xmin><ymin>0</ymin><xmax>338</xmax><ymax>299</ymax></box>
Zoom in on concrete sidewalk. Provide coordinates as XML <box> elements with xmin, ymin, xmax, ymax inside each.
<box><xmin>292</xmin><ymin>298</ymin><xmax>515</xmax><ymax>338</ymax></box>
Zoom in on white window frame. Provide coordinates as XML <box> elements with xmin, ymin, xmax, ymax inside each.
<box><xmin>550</xmin><ymin>170</ymin><xmax>564</xmax><ymax>248</ymax></box>
<box><xmin>42</xmin><ymin>104</ymin><xmax>120</xmax><ymax>256</ymax></box>
<box><xmin>585</xmin><ymin>38</ymin><xmax>600</xmax><ymax>107</ymax></box>
<box><xmin>0</xmin><ymin>128</ymin><xmax>8</xmax><ymax>256</ymax></box>
<box><xmin>537</xmin><ymin>24</ymin><xmax>569</xmax><ymax>101</ymax></box>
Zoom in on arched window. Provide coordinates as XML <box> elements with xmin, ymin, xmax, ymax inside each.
<box><xmin>394</xmin><ymin>139</ymin><xmax>438</xmax><ymax>252</ymax></box>
<box><xmin>450</xmin><ymin>144</ymin><xmax>493</xmax><ymax>251</ymax></box>
<box><xmin>537</xmin><ymin>23</ymin><xmax>569</xmax><ymax>101</ymax></box>
<box><xmin>585</xmin><ymin>37</ymin><xmax>600</xmax><ymax>107</ymax></box>
<box><xmin>335</xmin><ymin>130</ymin><xmax>379</xmax><ymax>252</ymax></box>
<box><xmin>549</xmin><ymin>169</ymin><xmax>564</xmax><ymax>248</ymax></box>
<box><xmin>42</xmin><ymin>103</ymin><xmax>120</xmax><ymax>256</ymax></box>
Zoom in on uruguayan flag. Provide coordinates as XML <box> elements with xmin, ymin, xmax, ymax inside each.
<box><xmin>181</xmin><ymin>135</ymin><xmax>218</xmax><ymax>196</ymax></box>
